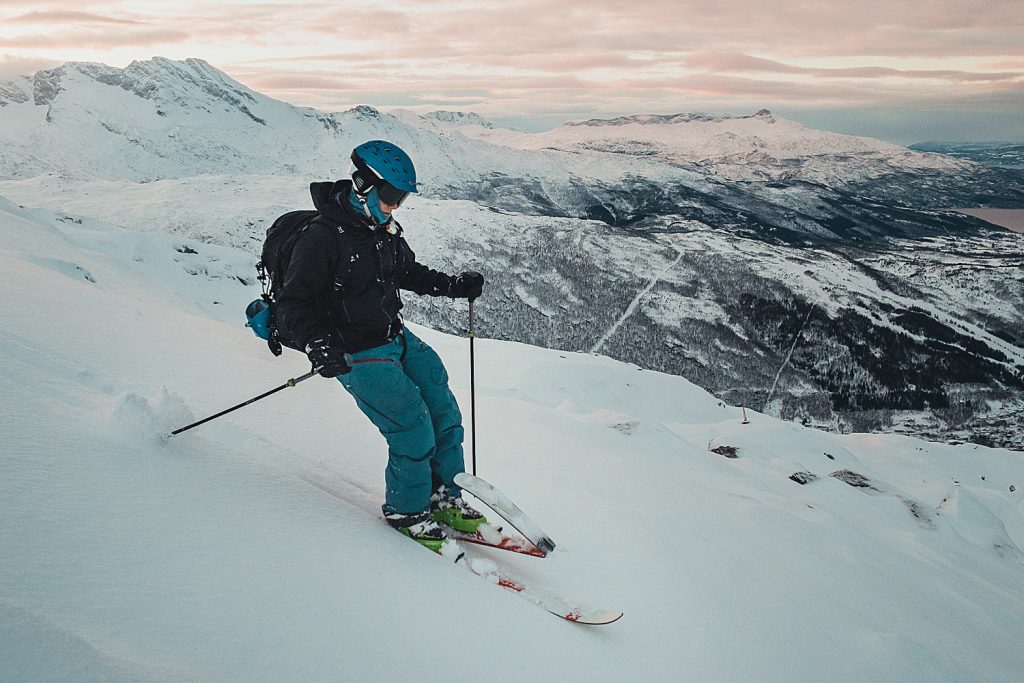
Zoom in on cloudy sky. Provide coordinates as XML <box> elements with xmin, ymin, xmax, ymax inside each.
<box><xmin>1</xmin><ymin>0</ymin><xmax>1022</xmax><ymax>143</ymax></box>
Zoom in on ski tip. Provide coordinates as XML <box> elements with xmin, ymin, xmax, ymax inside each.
<box><xmin>558</xmin><ymin>609</ymin><xmax>624</xmax><ymax>625</ymax></box>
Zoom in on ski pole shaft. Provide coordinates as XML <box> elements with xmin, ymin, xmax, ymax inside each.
<box><xmin>169</xmin><ymin>370</ymin><xmax>317</xmax><ymax>436</ymax></box>
<box><xmin>469</xmin><ymin>299</ymin><xmax>477</xmax><ymax>476</ymax></box>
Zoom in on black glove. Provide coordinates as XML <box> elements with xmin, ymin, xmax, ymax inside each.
<box><xmin>449</xmin><ymin>271</ymin><xmax>484</xmax><ymax>300</ymax></box>
<box><xmin>306</xmin><ymin>339</ymin><xmax>352</xmax><ymax>377</ymax></box>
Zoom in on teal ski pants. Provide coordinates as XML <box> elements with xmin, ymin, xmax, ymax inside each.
<box><xmin>338</xmin><ymin>328</ymin><xmax>466</xmax><ymax>514</ymax></box>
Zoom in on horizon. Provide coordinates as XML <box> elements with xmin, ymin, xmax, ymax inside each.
<box><xmin>1</xmin><ymin>1</ymin><xmax>1022</xmax><ymax>145</ymax></box>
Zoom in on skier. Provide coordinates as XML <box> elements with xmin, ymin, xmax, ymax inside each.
<box><xmin>274</xmin><ymin>140</ymin><xmax>486</xmax><ymax>551</ymax></box>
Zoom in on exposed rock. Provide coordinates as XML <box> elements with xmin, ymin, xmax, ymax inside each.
<box><xmin>710</xmin><ymin>444</ymin><xmax>739</xmax><ymax>458</ymax></box>
<box><xmin>829</xmin><ymin>470</ymin><xmax>876</xmax><ymax>489</ymax></box>
<box><xmin>789</xmin><ymin>471</ymin><xmax>818</xmax><ymax>485</ymax></box>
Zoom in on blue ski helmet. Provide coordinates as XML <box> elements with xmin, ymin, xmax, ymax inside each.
<box><xmin>350</xmin><ymin>140</ymin><xmax>417</xmax><ymax>224</ymax></box>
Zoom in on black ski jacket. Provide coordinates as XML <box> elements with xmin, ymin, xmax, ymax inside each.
<box><xmin>274</xmin><ymin>180</ymin><xmax>458</xmax><ymax>352</ymax></box>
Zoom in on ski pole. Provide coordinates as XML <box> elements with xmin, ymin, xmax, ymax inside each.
<box><xmin>169</xmin><ymin>370</ymin><xmax>317</xmax><ymax>436</ymax></box>
<box><xmin>468</xmin><ymin>298</ymin><xmax>477</xmax><ymax>476</ymax></box>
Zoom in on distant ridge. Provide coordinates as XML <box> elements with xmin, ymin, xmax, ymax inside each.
<box><xmin>568</xmin><ymin>109</ymin><xmax>777</xmax><ymax>127</ymax></box>
<box><xmin>424</xmin><ymin>110</ymin><xmax>495</xmax><ymax>128</ymax></box>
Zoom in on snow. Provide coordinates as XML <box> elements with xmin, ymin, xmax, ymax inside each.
<box><xmin>2</xmin><ymin>189</ymin><xmax>1024</xmax><ymax>682</ymax></box>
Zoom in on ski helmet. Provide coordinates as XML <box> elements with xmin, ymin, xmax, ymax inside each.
<box><xmin>349</xmin><ymin>140</ymin><xmax>417</xmax><ymax>225</ymax></box>
<box><xmin>352</xmin><ymin>139</ymin><xmax>416</xmax><ymax>194</ymax></box>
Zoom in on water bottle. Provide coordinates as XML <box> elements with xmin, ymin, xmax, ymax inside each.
<box><xmin>245</xmin><ymin>298</ymin><xmax>272</xmax><ymax>341</ymax></box>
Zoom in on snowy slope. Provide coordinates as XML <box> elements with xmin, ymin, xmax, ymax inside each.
<box><xmin>2</xmin><ymin>190</ymin><xmax>1024</xmax><ymax>681</ymax></box>
<box><xmin>3</xmin><ymin>168</ymin><xmax>1021</xmax><ymax>450</ymax></box>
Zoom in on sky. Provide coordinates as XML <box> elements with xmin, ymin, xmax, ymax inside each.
<box><xmin>1</xmin><ymin>0</ymin><xmax>1022</xmax><ymax>144</ymax></box>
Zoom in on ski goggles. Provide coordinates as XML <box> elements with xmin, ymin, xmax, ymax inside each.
<box><xmin>376</xmin><ymin>180</ymin><xmax>410</xmax><ymax>207</ymax></box>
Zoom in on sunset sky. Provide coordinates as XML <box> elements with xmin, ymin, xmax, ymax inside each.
<box><xmin>1</xmin><ymin>0</ymin><xmax>1021</xmax><ymax>143</ymax></box>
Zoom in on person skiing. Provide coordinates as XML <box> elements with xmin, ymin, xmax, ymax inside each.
<box><xmin>274</xmin><ymin>140</ymin><xmax>486</xmax><ymax>552</ymax></box>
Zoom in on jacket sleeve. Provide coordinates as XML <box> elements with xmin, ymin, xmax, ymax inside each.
<box><xmin>397</xmin><ymin>238</ymin><xmax>457</xmax><ymax>297</ymax></box>
<box><xmin>273</xmin><ymin>222</ymin><xmax>340</xmax><ymax>350</ymax></box>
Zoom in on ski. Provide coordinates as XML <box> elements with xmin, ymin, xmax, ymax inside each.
<box><xmin>454</xmin><ymin>472</ymin><xmax>556</xmax><ymax>556</ymax></box>
<box><xmin>457</xmin><ymin>548</ymin><xmax>622</xmax><ymax>624</ymax></box>
<box><xmin>301</xmin><ymin>470</ymin><xmax>621</xmax><ymax>623</ymax></box>
<box><xmin>502</xmin><ymin>582</ymin><xmax>624</xmax><ymax>625</ymax></box>
<box><xmin>493</xmin><ymin>574</ymin><xmax>624</xmax><ymax>624</ymax></box>
<box><xmin>443</xmin><ymin>522</ymin><xmax>546</xmax><ymax>557</ymax></box>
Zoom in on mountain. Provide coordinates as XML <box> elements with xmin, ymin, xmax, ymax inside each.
<box><xmin>465</xmin><ymin>107</ymin><xmax>955</xmax><ymax>184</ymax></box>
<box><xmin>2</xmin><ymin>194</ymin><xmax>1023</xmax><ymax>681</ymax></box>
<box><xmin>1</xmin><ymin>58</ymin><xmax>1023</xmax><ymax>449</ymax></box>
<box><xmin>0</xmin><ymin>57</ymin><xmax>413</xmax><ymax>181</ymax></box>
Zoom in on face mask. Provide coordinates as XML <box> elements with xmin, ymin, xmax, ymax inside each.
<box><xmin>348</xmin><ymin>187</ymin><xmax>391</xmax><ymax>226</ymax></box>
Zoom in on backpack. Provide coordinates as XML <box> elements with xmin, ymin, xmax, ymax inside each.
<box><xmin>246</xmin><ymin>210</ymin><xmax>322</xmax><ymax>356</ymax></box>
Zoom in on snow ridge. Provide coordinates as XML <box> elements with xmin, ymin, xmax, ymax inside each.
<box><xmin>568</xmin><ymin>108</ymin><xmax>778</xmax><ymax>127</ymax></box>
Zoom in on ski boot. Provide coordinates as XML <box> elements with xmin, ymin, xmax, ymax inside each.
<box><xmin>430</xmin><ymin>485</ymin><xmax>487</xmax><ymax>533</ymax></box>
<box><xmin>384</xmin><ymin>510</ymin><xmax>446</xmax><ymax>553</ymax></box>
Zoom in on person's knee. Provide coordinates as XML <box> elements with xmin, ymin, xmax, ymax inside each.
<box><xmin>390</xmin><ymin>404</ymin><xmax>437</xmax><ymax>460</ymax></box>
<box><xmin>435</xmin><ymin>422</ymin><xmax>464</xmax><ymax>449</ymax></box>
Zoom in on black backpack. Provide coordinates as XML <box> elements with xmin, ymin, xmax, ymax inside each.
<box><xmin>251</xmin><ymin>210</ymin><xmax>323</xmax><ymax>356</ymax></box>
<box><xmin>258</xmin><ymin>210</ymin><xmax>321</xmax><ymax>298</ymax></box>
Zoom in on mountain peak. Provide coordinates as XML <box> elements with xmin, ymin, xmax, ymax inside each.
<box><xmin>349</xmin><ymin>104</ymin><xmax>383</xmax><ymax>118</ymax></box>
<box><xmin>24</xmin><ymin>62</ymin><xmax>108</xmax><ymax>106</ymax></box>
<box><xmin>21</xmin><ymin>57</ymin><xmax>269</xmax><ymax>125</ymax></box>
<box><xmin>423</xmin><ymin>110</ymin><xmax>495</xmax><ymax>129</ymax></box>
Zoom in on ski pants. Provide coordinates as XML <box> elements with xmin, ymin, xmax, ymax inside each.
<box><xmin>338</xmin><ymin>328</ymin><xmax>466</xmax><ymax>514</ymax></box>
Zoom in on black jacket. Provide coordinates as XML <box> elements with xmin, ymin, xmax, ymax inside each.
<box><xmin>274</xmin><ymin>180</ymin><xmax>457</xmax><ymax>352</ymax></box>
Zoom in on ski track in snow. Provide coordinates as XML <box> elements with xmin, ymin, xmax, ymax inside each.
<box><xmin>590</xmin><ymin>249</ymin><xmax>685</xmax><ymax>354</ymax></box>
<box><xmin>764</xmin><ymin>302</ymin><xmax>817</xmax><ymax>411</ymax></box>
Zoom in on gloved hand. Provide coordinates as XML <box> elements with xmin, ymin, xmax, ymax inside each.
<box><xmin>449</xmin><ymin>271</ymin><xmax>484</xmax><ymax>300</ymax></box>
<box><xmin>306</xmin><ymin>339</ymin><xmax>353</xmax><ymax>377</ymax></box>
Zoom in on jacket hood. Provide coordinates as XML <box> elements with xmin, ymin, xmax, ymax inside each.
<box><xmin>309</xmin><ymin>179</ymin><xmax>371</xmax><ymax>227</ymax></box>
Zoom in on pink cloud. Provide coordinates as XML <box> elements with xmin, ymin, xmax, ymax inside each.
<box><xmin>684</xmin><ymin>52</ymin><xmax>1023</xmax><ymax>83</ymax></box>
<box><xmin>984</xmin><ymin>59</ymin><xmax>1024</xmax><ymax>69</ymax></box>
<box><xmin>0</xmin><ymin>27</ymin><xmax>189</xmax><ymax>50</ymax></box>
<box><xmin>240</xmin><ymin>72</ymin><xmax>362</xmax><ymax>92</ymax></box>
<box><xmin>7</xmin><ymin>10</ymin><xmax>147</xmax><ymax>25</ymax></box>
<box><xmin>0</xmin><ymin>54</ymin><xmax>60</xmax><ymax>79</ymax></box>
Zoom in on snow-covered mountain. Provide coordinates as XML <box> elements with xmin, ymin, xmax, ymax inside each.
<box><xmin>2</xmin><ymin>184</ymin><xmax>1023</xmax><ymax>682</ymax></box>
<box><xmin>460</xmin><ymin>108</ymin><xmax>963</xmax><ymax>184</ymax></box>
<box><xmin>0</xmin><ymin>58</ymin><xmax>452</xmax><ymax>183</ymax></box>
<box><xmin>1</xmin><ymin>58</ymin><xmax>1022</xmax><ymax>449</ymax></box>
